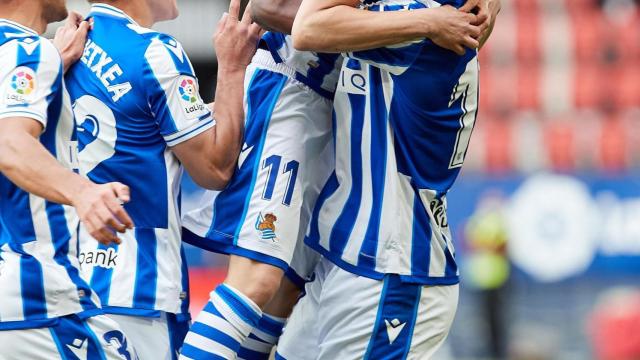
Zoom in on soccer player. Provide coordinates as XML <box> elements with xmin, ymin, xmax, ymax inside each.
<box><xmin>272</xmin><ymin>0</ymin><xmax>500</xmax><ymax>359</ymax></box>
<box><xmin>180</xmin><ymin>1</ymin><xmax>489</xmax><ymax>359</ymax></box>
<box><xmin>0</xmin><ymin>1</ymin><xmax>139</xmax><ymax>358</ymax></box>
<box><xmin>64</xmin><ymin>0</ymin><xmax>261</xmax><ymax>358</ymax></box>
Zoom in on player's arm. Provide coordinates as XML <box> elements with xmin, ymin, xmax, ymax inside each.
<box><xmin>292</xmin><ymin>0</ymin><xmax>487</xmax><ymax>55</ymax></box>
<box><xmin>251</xmin><ymin>0</ymin><xmax>301</xmax><ymax>34</ymax></box>
<box><xmin>0</xmin><ymin>118</ymin><xmax>133</xmax><ymax>244</ymax></box>
<box><xmin>171</xmin><ymin>0</ymin><xmax>261</xmax><ymax>190</ymax></box>
<box><xmin>0</xmin><ymin>41</ymin><xmax>132</xmax><ymax>245</ymax></box>
<box><xmin>478</xmin><ymin>0</ymin><xmax>501</xmax><ymax>48</ymax></box>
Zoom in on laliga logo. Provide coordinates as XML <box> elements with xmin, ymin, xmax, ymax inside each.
<box><xmin>179</xmin><ymin>78</ymin><xmax>197</xmax><ymax>103</ymax></box>
<box><xmin>11</xmin><ymin>70</ymin><xmax>35</xmax><ymax>95</ymax></box>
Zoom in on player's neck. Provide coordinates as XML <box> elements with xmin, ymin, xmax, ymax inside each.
<box><xmin>0</xmin><ymin>3</ymin><xmax>47</xmax><ymax>34</ymax></box>
<box><xmin>96</xmin><ymin>1</ymin><xmax>155</xmax><ymax>28</ymax></box>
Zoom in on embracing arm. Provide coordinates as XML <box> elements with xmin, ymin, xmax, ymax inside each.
<box><xmin>0</xmin><ymin>118</ymin><xmax>93</xmax><ymax>206</ymax></box>
<box><xmin>478</xmin><ymin>0</ymin><xmax>501</xmax><ymax>48</ymax></box>
<box><xmin>251</xmin><ymin>0</ymin><xmax>301</xmax><ymax>34</ymax></box>
<box><xmin>292</xmin><ymin>0</ymin><xmax>488</xmax><ymax>55</ymax></box>
<box><xmin>0</xmin><ymin>118</ymin><xmax>133</xmax><ymax>244</ymax></box>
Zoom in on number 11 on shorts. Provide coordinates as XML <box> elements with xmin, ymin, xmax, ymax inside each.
<box><xmin>261</xmin><ymin>154</ymin><xmax>299</xmax><ymax>207</ymax></box>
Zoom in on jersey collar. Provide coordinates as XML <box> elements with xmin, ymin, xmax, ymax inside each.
<box><xmin>0</xmin><ymin>19</ymin><xmax>39</xmax><ymax>36</ymax></box>
<box><xmin>89</xmin><ymin>3</ymin><xmax>140</xmax><ymax>26</ymax></box>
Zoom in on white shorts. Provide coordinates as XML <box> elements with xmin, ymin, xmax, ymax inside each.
<box><xmin>109</xmin><ymin>312</ymin><xmax>190</xmax><ymax>360</ymax></box>
<box><xmin>183</xmin><ymin>50</ymin><xmax>331</xmax><ymax>283</ymax></box>
<box><xmin>0</xmin><ymin>314</ymin><xmax>137</xmax><ymax>360</ymax></box>
<box><xmin>276</xmin><ymin>258</ymin><xmax>459</xmax><ymax>360</ymax></box>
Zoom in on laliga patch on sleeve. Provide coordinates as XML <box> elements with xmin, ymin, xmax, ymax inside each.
<box><xmin>2</xmin><ymin>66</ymin><xmax>37</xmax><ymax>106</ymax></box>
<box><xmin>176</xmin><ymin>75</ymin><xmax>208</xmax><ymax>120</ymax></box>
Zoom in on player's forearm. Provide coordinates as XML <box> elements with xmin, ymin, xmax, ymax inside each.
<box><xmin>292</xmin><ymin>6</ymin><xmax>433</xmax><ymax>53</ymax></box>
<box><xmin>0</xmin><ymin>127</ymin><xmax>92</xmax><ymax>206</ymax></box>
<box><xmin>251</xmin><ymin>0</ymin><xmax>300</xmax><ymax>34</ymax></box>
<box><xmin>207</xmin><ymin>68</ymin><xmax>246</xmax><ymax>185</ymax></box>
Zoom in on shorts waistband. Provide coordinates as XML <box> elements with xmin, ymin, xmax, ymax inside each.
<box><xmin>251</xmin><ymin>49</ymin><xmax>335</xmax><ymax>101</ymax></box>
<box><xmin>252</xmin><ymin>49</ymin><xmax>298</xmax><ymax>81</ymax></box>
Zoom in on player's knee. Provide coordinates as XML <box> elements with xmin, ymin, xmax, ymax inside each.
<box><xmin>226</xmin><ymin>257</ymin><xmax>284</xmax><ymax>308</ymax></box>
<box><xmin>263</xmin><ymin>276</ymin><xmax>302</xmax><ymax>318</ymax></box>
<box><xmin>242</xmin><ymin>272</ymin><xmax>282</xmax><ymax>308</ymax></box>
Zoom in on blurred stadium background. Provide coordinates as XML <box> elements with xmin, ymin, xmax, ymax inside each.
<box><xmin>57</xmin><ymin>0</ymin><xmax>640</xmax><ymax>359</ymax></box>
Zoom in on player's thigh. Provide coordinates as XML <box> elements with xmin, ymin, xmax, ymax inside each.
<box><xmin>108</xmin><ymin>313</ymin><xmax>185</xmax><ymax>360</ymax></box>
<box><xmin>406</xmin><ymin>285</ymin><xmax>459</xmax><ymax>360</ymax></box>
<box><xmin>315</xmin><ymin>262</ymin><xmax>459</xmax><ymax>360</ymax></box>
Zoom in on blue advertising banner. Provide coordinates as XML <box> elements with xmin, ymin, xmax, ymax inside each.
<box><xmin>449</xmin><ymin>172</ymin><xmax>640</xmax><ymax>282</ymax></box>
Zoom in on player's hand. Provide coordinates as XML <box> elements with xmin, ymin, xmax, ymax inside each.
<box><xmin>53</xmin><ymin>12</ymin><xmax>91</xmax><ymax>73</ymax></box>
<box><xmin>213</xmin><ymin>0</ymin><xmax>263</xmax><ymax>73</ymax></box>
<box><xmin>71</xmin><ymin>182</ymin><xmax>134</xmax><ymax>246</ymax></box>
<box><xmin>423</xmin><ymin>2</ymin><xmax>488</xmax><ymax>55</ymax></box>
<box><xmin>476</xmin><ymin>0</ymin><xmax>501</xmax><ymax>48</ymax></box>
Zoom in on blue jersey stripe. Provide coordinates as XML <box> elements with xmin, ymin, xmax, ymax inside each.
<box><xmin>206</xmin><ymin>69</ymin><xmax>287</xmax><ymax>240</ymax></box>
<box><xmin>4</xmin><ymin>180</ymin><xmax>37</xmax><ymax>244</ymax></box>
<box><xmin>358</xmin><ymin>67</ymin><xmax>388</xmax><ymax>269</ymax></box>
<box><xmin>444</xmin><ymin>245</ymin><xmax>458</xmax><ymax>278</ymax></box>
<box><xmin>90</xmin><ymin>243</ymin><xmax>115</xmax><ymax>305</ymax></box>
<box><xmin>17</xmin><ymin>244</ymin><xmax>47</xmax><ymax>320</ymax></box>
<box><xmin>329</xmin><ymin>92</ymin><xmax>366</xmax><ymax>255</ymax></box>
<box><xmin>132</xmin><ymin>228</ymin><xmax>158</xmax><ymax>309</ymax></box>
<box><xmin>306</xmin><ymin>172</ymin><xmax>339</xmax><ymax>247</ymax></box>
<box><xmin>179</xmin><ymin>245</ymin><xmax>190</xmax><ymax>316</ymax></box>
<box><xmin>364</xmin><ymin>275</ymin><xmax>422</xmax><ymax>360</ymax></box>
<box><xmin>411</xmin><ymin>195</ymin><xmax>432</xmax><ymax>277</ymax></box>
<box><xmin>47</xmin><ymin>203</ymin><xmax>96</xmax><ymax>313</ymax></box>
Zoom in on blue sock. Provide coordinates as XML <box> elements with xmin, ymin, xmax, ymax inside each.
<box><xmin>180</xmin><ymin>284</ymin><xmax>262</xmax><ymax>359</ymax></box>
<box><xmin>237</xmin><ymin>314</ymin><xmax>286</xmax><ymax>360</ymax></box>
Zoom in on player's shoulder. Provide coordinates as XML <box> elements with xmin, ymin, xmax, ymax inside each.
<box><xmin>35</xmin><ymin>37</ymin><xmax>63</xmax><ymax>67</ymax></box>
<box><xmin>142</xmin><ymin>32</ymin><xmax>194</xmax><ymax>76</ymax></box>
<box><xmin>0</xmin><ymin>34</ymin><xmax>61</xmax><ymax>75</ymax></box>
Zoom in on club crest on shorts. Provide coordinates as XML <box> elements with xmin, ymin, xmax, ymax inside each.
<box><xmin>255</xmin><ymin>212</ymin><xmax>278</xmax><ymax>242</ymax></box>
<box><xmin>3</xmin><ymin>66</ymin><xmax>36</xmax><ymax>105</ymax></box>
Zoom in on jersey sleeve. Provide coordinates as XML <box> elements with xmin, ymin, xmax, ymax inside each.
<box><xmin>0</xmin><ymin>38</ymin><xmax>63</xmax><ymax>130</ymax></box>
<box><xmin>344</xmin><ymin>3</ymin><xmax>427</xmax><ymax>75</ymax></box>
<box><xmin>144</xmin><ymin>35</ymin><xmax>214</xmax><ymax>147</ymax></box>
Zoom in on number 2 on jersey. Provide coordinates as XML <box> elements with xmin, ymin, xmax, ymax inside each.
<box><xmin>72</xmin><ymin>95</ymin><xmax>118</xmax><ymax>175</ymax></box>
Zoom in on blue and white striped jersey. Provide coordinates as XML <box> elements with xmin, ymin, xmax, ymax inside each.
<box><xmin>260</xmin><ymin>32</ymin><xmax>343</xmax><ymax>99</ymax></box>
<box><xmin>0</xmin><ymin>19</ymin><xmax>102</xmax><ymax>330</ymax></box>
<box><xmin>65</xmin><ymin>4</ymin><xmax>212</xmax><ymax>317</ymax></box>
<box><xmin>306</xmin><ymin>0</ymin><xmax>478</xmax><ymax>285</ymax></box>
